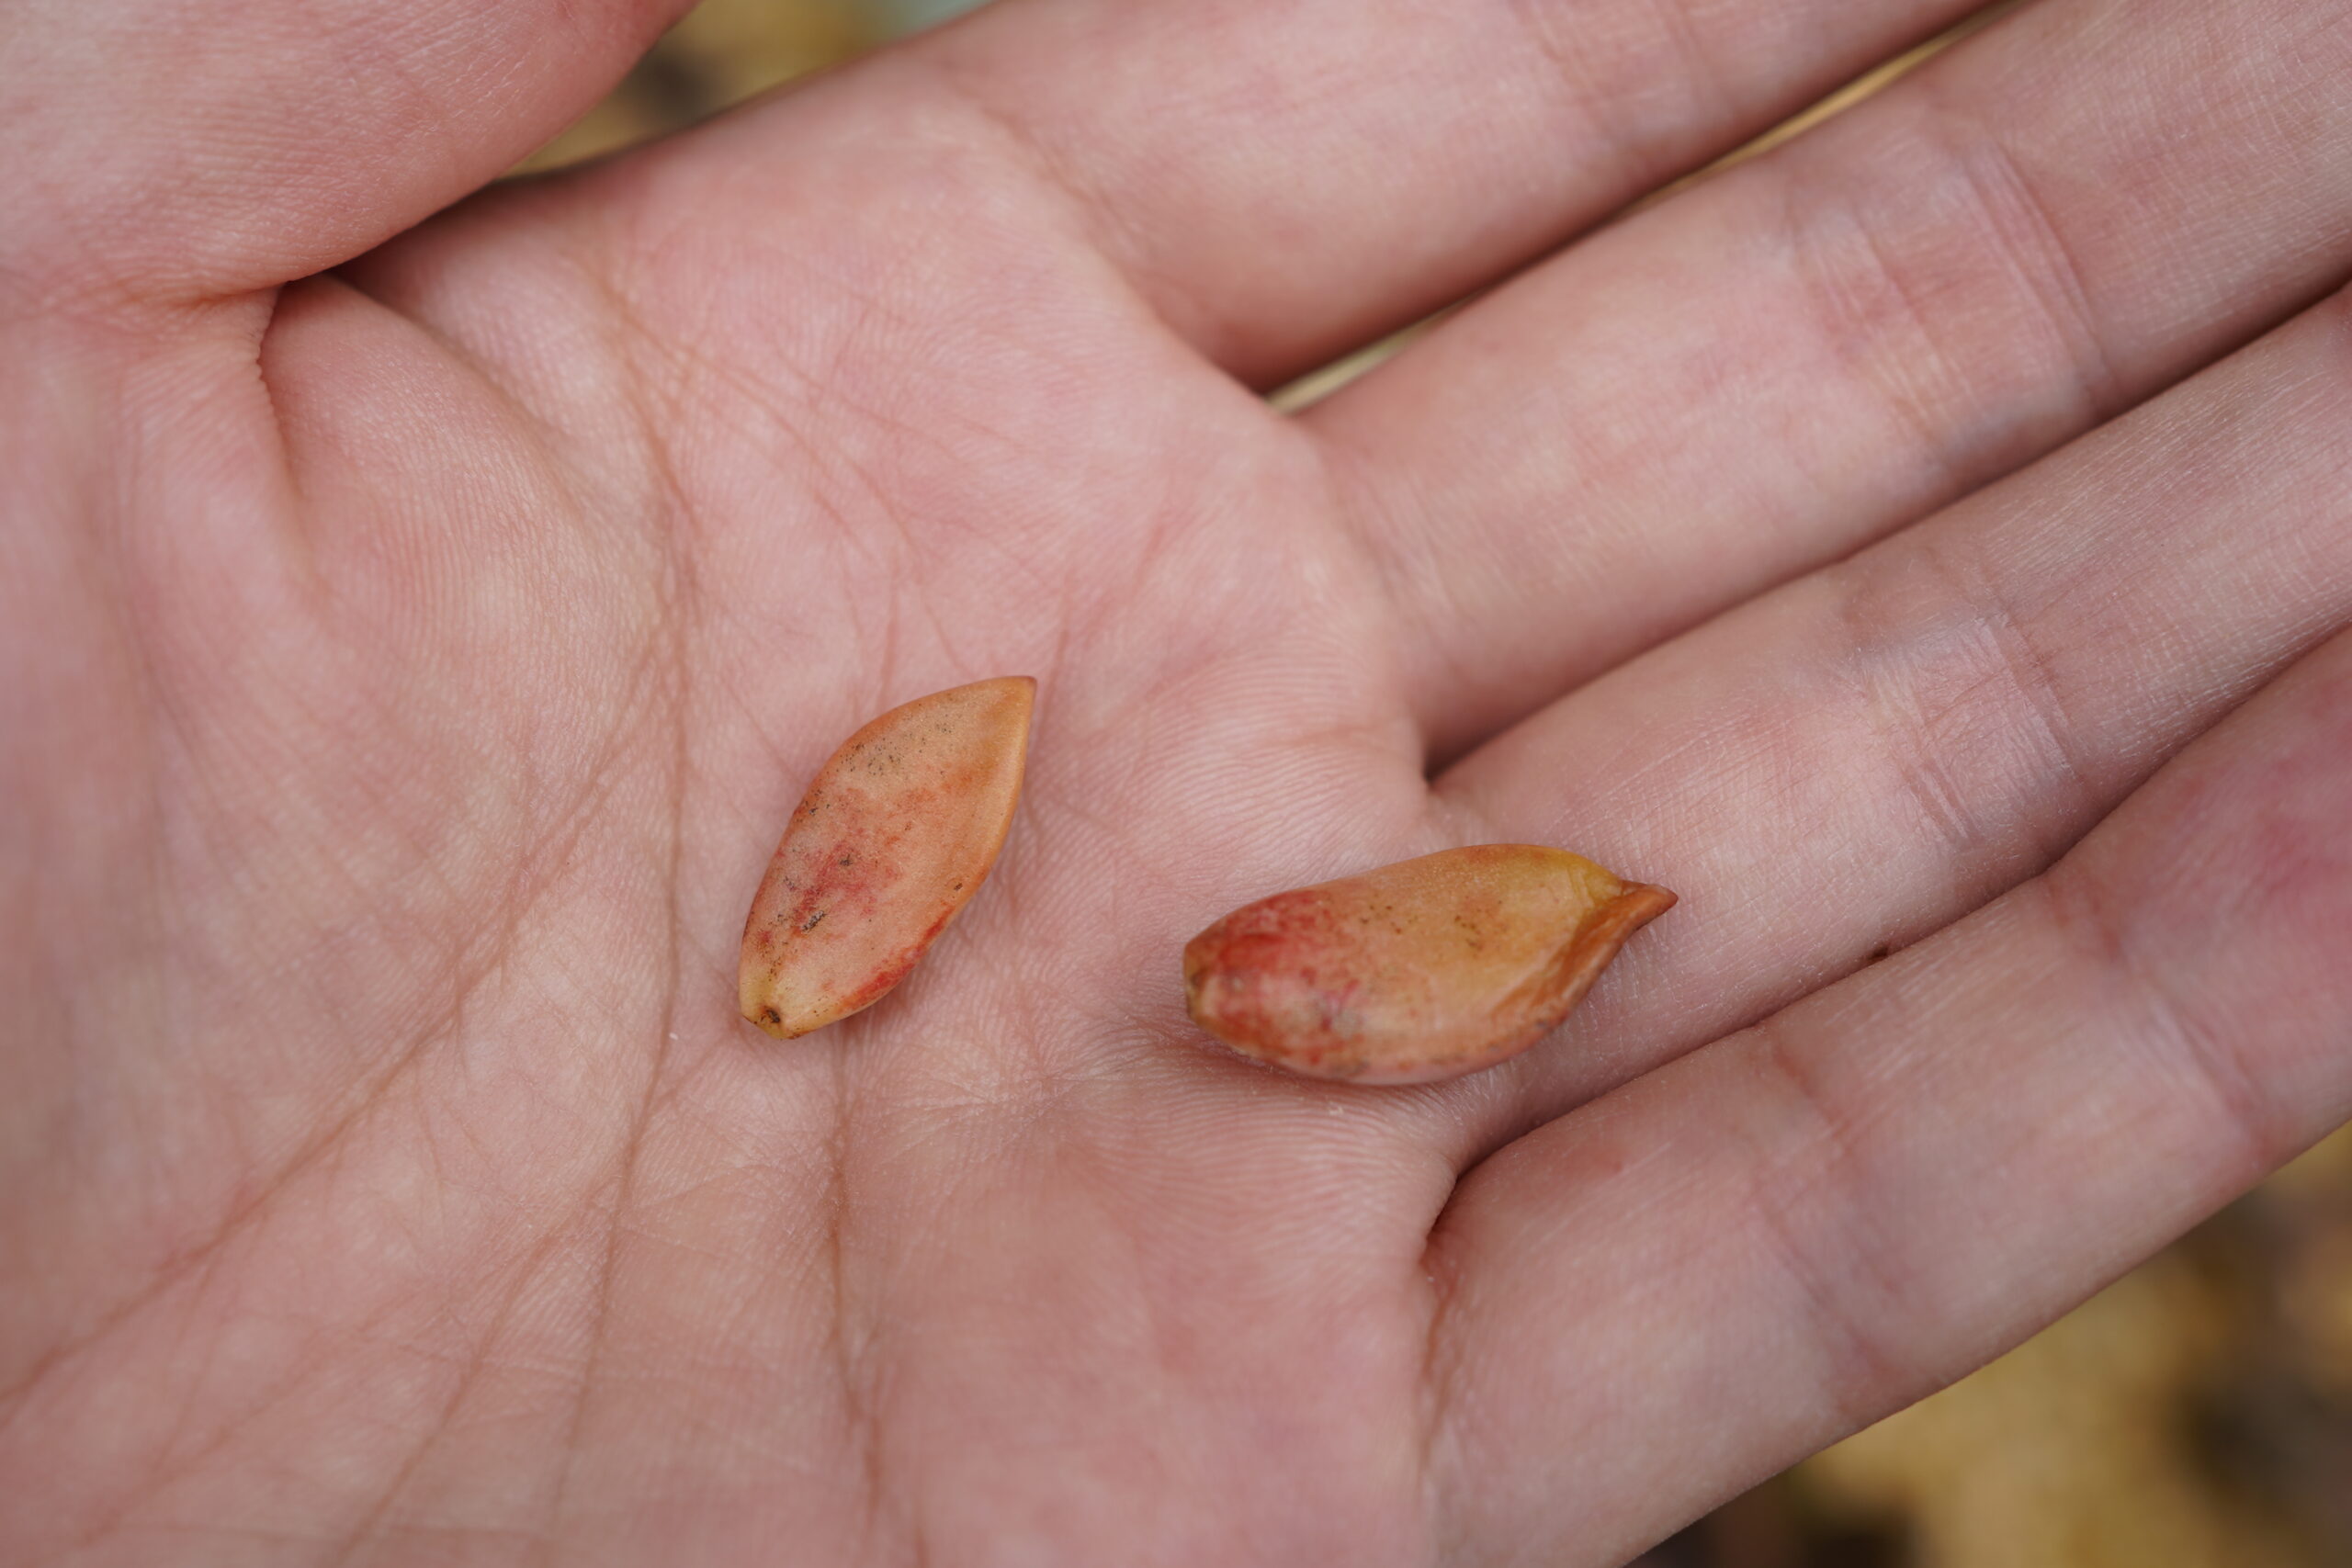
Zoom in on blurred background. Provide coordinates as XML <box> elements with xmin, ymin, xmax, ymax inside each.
<box><xmin>514</xmin><ymin>5</ymin><xmax>2352</xmax><ymax>1562</ymax></box>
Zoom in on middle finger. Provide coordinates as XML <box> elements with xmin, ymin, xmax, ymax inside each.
<box><xmin>1309</xmin><ymin>0</ymin><xmax>2352</xmax><ymax>757</ymax></box>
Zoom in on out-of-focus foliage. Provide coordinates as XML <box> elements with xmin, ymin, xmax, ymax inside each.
<box><xmin>514</xmin><ymin>0</ymin><xmax>877</xmax><ymax>173</ymax></box>
<box><xmin>1642</xmin><ymin>1127</ymin><xmax>2352</xmax><ymax>1567</ymax></box>
<box><xmin>513</xmin><ymin>0</ymin><xmax>991</xmax><ymax>173</ymax></box>
<box><xmin>518</xmin><ymin>5</ymin><xmax>2352</xmax><ymax>1563</ymax></box>
<box><xmin>1804</xmin><ymin>1162</ymin><xmax>2334</xmax><ymax>1568</ymax></box>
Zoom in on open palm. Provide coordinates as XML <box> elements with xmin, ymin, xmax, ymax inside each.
<box><xmin>6</xmin><ymin>0</ymin><xmax>2351</xmax><ymax>1562</ymax></box>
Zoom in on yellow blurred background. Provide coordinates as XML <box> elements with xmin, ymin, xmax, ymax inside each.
<box><xmin>516</xmin><ymin>6</ymin><xmax>2352</xmax><ymax>1562</ymax></box>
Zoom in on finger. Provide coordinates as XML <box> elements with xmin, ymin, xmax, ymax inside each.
<box><xmin>825</xmin><ymin>0</ymin><xmax>1996</xmax><ymax>383</ymax></box>
<box><xmin>1308</xmin><ymin>0</ymin><xmax>2352</xmax><ymax>753</ymax></box>
<box><xmin>1</xmin><ymin>0</ymin><xmax>688</xmax><ymax>307</ymax></box>
<box><xmin>1413</xmin><ymin>282</ymin><xmax>2352</xmax><ymax>1159</ymax></box>
<box><xmin>1419</xmin><ymin>619</ymin><xmax>2352</xmax><ymax>1566</ymax></box>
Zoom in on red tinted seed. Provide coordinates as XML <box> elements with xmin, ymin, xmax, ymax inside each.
<box><xmin>1182</xmin><ymin>845</ymin><xmax>1673</xmax><ymax>1085</ymax></box>
<box><xmin>739</xmin><ymin>677</ymin><xmax>1035</xmax><ymax>1040</ymax></box>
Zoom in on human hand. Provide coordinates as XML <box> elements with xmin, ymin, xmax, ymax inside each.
<box><xmin>3</xmin><ymin>0</ymin><xmax>2348</xmax><ymax>1562</ymax></box>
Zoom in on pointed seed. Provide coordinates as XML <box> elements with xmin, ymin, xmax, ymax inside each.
<box><xmin>740</xmin><ymin>677</ymin><xmax>1035</xmax><ymax>1039</ymax></box>
<box><xmin>1182</xmin><ymin>845</ymin><xmax>1674</xmax><ymax>1084</ymax></box>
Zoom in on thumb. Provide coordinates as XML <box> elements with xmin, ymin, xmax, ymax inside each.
<box><xmin>2</xmin><ymin>0</ymin><xmax>692</xmax><ymax>310</ymax></box>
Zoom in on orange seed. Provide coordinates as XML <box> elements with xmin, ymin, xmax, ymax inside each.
<box><xmin>740</xmin><ymin>677</ymin><xmax>1035</xmax><ymax>1039</ymax></box>
<box><xmin>1182</xmin><ymin>845</ymin><xmax>1673</xmax><ymax>1084</ymax></box>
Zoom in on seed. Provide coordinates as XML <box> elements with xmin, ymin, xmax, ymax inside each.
<box><xmin>739</xmin><ymin>677</ymin><xmax>1035</xmax><ymax>1039</ymax></box>
<box><xmin>1182</xmin><ymin>845</ymin><xmax>1674</xmax><ymax>1084</ymax></box>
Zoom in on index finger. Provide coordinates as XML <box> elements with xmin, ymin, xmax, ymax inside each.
<box><xmin>858</xmin><ymin>0</ymin><xmax>1993</xmax><ymax>383</ymax></box>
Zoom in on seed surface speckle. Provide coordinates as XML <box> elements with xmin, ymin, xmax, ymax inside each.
<box><xmin>739</xmin><ymin>677</ymin><xmax>1035</xmax><ymax>1040</ymax></box>
<box><xmin>1182</xmin><ymin>845</ymin><xmax>1674</xmax><ymax>1084</ymax></box>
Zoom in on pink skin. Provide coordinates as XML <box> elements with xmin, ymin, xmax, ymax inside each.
<box><xmin>1185</xmin><ymin>847</ymin><xmax>1674</xmax><ymax>1084</ymax></box>
<box><xmin>740</xmin><ymin>677</ymin><xmax>1035</xmax><ymax>1039</ymax></box>
<box><xmin>6</xmin><ymin>0</ymin><xmax>2352</xmax><ymax>1564</ymax></box>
